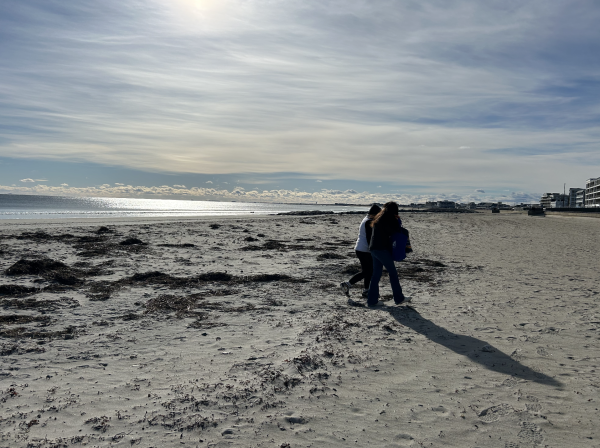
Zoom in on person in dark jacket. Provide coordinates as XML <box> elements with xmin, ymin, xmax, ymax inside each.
<box><xmin>367</xmin><ymin>201</ymin><xmax>410</xmax><ymax>307</ymax></box>
<box><xmin>340</xmin><ymin>203</ymin><xmax>381</xmax><ymax>298</ymax></box>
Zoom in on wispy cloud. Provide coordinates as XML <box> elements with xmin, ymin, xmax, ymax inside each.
<box><xmin>0</xmin><ymin>1</ymin><xmax>598</xmax><ymax>194</ymax></box>
<box><xmin>20</xmin><ymin>178</ymin><xmax>47</xmax><ymax>183</ymax></box>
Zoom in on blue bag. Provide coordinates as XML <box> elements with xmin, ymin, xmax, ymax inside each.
<box><xmin>391</xmin><ymin>231</ymin><xmax>409</xmax><ymax>261</ymax></box>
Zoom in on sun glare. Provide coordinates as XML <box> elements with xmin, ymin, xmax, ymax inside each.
<box><xmin>165</xmin><ymin>0</ymin><xmax>240</xmax><ymax>31</ymax></box>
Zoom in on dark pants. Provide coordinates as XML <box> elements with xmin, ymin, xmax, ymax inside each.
<box><xmin>368</xmin><ymin>249</ymin><xmax>404</xmax><ymax>306</ymax></box>
<box><xmin>349</xmin><ymin>250</ymin><xmax>373</xmax><ymax>290</ymax></box>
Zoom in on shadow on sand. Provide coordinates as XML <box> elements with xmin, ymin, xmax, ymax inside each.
<box><xmin>381</xmin><ymin>305</ymin><xmax>563</xmax><ymax>388</ymax></box>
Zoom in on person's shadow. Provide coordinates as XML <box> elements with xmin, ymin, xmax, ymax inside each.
<box><xmin>380</xmin><ymin>304</ymin><xmax>563</xmax><ymax>388</ymax></box>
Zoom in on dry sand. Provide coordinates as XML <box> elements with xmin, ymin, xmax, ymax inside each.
<box><xmin>0</xmin><ymin>211</ymin><xmax>599</xmax><ymax>448</ymax></box>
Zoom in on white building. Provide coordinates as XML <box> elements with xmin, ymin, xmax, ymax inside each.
<box><xmin>576</xmin><ymin>189</ymin><xmax>586</xmax><ymax>208</ymax></box>
<box><xmin>585</xmin><ymin>177</ymin><xmax>600</xmax><ymax>207</ymax></box>
<box><xmin>540</xmin><ymin>193</ymin><xmax>560</xmax><ymax>208</ymax></box>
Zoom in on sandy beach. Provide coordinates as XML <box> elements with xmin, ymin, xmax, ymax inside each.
<box><xmin>1</xmin><ymin>211</ymin><xmax>599</xmax><ymax>448</ymax></box>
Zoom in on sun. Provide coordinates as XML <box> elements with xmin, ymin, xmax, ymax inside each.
<box><xmin>171</xmin><ymin>0</ymin><xmax>228</xmax><ymax>16</ymax></box>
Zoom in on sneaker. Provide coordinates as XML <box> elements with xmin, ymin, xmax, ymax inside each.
<box><xmin>361</xmin><ymin>289</ymin><xmax>369</xmax><ymax>299</ymax></box>
<box><xmin>367</xmin><ymin>301</ymin><xmax>383</xmax><ymax>308</ymax></box>
<box><xmin>340</xmin><ymin>281</ymin><xmax>351</xmax><ymax>297</ymax></box>
<box><xmin>395</xmin><ymin>296</ymin><xmax>412</xmax><ymax>305</ymax></box>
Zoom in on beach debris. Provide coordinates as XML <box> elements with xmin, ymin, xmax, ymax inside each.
<box><xmin>51</xmin><ymin>271</ymin><xmax>84</xmax><ymax>285</ymax></box>
<box><xmin>1</xmin><ymin>297</ymin><xmax>80</xmax><ymax>311</ymax></box>
<box><xmin>4</xmin><ymin>258</ymin><xmax>89</xmax><ymax>287</ymax></box>
<box><xmin>0</xmin><ymin>342</ymin><xmax>46</xmax><ymax>356</ymax></box>
<box><xmin>286</xmin><ymin>416</ymin><xmax>308</xmax><ymax>424</ymax></box>
<box><xmin>0</xmin><ymin>324</ymin><xmax>80</xmax><ymax>340</ymax></box>
<box><xmin>0</xmin><ymin>314</ymin><xmax>51</xmax><ymax>325</ymax></box>
<box><xmin>120</xmin><ymin>312</ymin><xmax>143</xmax><ymax>321</ymax></box>
<box><xmin>291</xmin><ymin>353</ymin><xmax>324</xmax><ymax>374</ymax></box>
<box><xmin>96</xmin><ymin>226</ymin><xmax>112</xmax><ymax>234</ymax></box>
<box><xmin>119</xmin><ymin>237</ymin><xmax>145</xmax><ymax>245</ymax></box>
<box><xmin>86</xmin><ymin>282</ymin><xmax>119</xmax><ymax>301</ymax></box>
<box><xmin>209</xmin><ymin>223</ymin><xmax>221</xmax><ymax>229</ymax></box>
<box><xmin>157</xmin><ymin>243</ymin><xmax>195</xmax><ymax>248</ymax></box>
<box><xmin>241</xmin><ymin>240</ymin><xmax>286</xmax><ymax>251</ymax></box>
<box><xmin>317</xmin><ymin>252</ymin><xmax>345</xmax><ymax>261</ymax></box>
<box><xmin>144</xmin><ymin>294</ymin><xmax>199</xmax><ymax>315</ymax></box>
<box><xmin>0</xmin><ymin>285</ymin><xmax>38</xmax><ymax>296</ymax></box>
<box><xmin>245</xmin><ymin>273</ymin><xmax>304</xmax><ymax>283</ymax></box>
<box><xmin>147</xmin><ymin>413</ymin><xmax>218</xmax><ymax>431</ymax></box>
<box><xmin>277</xmin><ymin>210</ymin><xmax>334</xmax><ymax>216</ymax></box>
<box><xmin>85</xmin><ymin>415</ymin><xmax>111</xmax><ymax>432</ymax></box>
<box><xmin>5</xmin><ymin>258</ymin><xmax>68</xmax><ymax>276</ymax></box>
<box><xmin>341</xmin><ymin>263</ymin><xmax>361</xmax><ymax>274</ymax></box>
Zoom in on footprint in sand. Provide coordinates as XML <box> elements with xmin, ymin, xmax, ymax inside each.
<box><xmin>536</xmin><ymin>347</ymin><xmax>550</xmax><ymax>357</ymax></box>
<box><xmin>518</xmin><ymin>421</ymin><xmax>543</xmax><ymax>445</ymax></box>
<box><xmin>526</xmin><ymin>403</ymin><xmax>542</xmax><ymax>412</ymax></box>
<box><xmin>431</xmin><ymin>405</ymin><xmax>450</xmax><ymax>416</ymax></box>
<box><xmin>502</xmin><ymin>377</ymin><xmax>519</xmax><ymax>388</ymax></box>
<box><xmin>393</xmin><ymin>433</ymin><xmax>415</xmax><ymax>446</ymax></box>
<box><xmin>476</xmin><ymin>403</ymin><xmax>513</xmax><ymax>422</ymax></box>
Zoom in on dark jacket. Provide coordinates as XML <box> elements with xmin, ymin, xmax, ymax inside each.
<box><xmin>369</xmin><ymin>217</ymin><xmax>407</xmax><ymax>251</ymax></box>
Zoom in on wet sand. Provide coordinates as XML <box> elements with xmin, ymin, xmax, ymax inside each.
<box><xmin>0</xmin><ymin>211</ymin><xmax>599</xmax><ymax>447</ymax></box>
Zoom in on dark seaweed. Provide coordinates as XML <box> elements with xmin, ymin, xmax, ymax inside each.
<box><xmin>0</xmin><ymin>285</ymin><xmax>38</xmax><ymax>296</ymax></box>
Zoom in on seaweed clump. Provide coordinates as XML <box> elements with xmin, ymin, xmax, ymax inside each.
<box><xmin>0</xmin><ymin>285</ymin><xmax>38</xmax><ymax>297</ymax></box>
<box><xmin>316</xmin><ymin>252</ymin><xmax>345</xmax><ymax>261</ymax></box>
<box><xmin>5</xmin><ymin>258</ymin><xmax>68</xmax><ymax>276</ymax></box>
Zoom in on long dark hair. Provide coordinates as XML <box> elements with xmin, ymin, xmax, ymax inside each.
<box><xmin>368</xmin><ymin>203</ymin><xmax>382</xmax><ymax>216</ymax></box>
<box><xmin>371</xmin><ymin>201</ymin><xmax>399</xmax><ymax>227</ymax></box>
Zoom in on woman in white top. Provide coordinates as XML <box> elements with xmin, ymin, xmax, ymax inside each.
<box><xmin>340</xmin><ymin>204</ymin><xmax>381</xmax><ymax>298</ymax></box>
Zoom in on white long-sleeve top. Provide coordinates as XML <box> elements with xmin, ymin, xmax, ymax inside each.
<box><xmin>354</xmin><ymin>215</ymin><xmax>373</xmax><ymax>252</ymax></box>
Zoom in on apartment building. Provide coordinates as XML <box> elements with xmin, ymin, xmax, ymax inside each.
<box><xmin>568</xmin><ymin>188</ymin><xmax>584</xmax><ymax>208</ymax></box>
<box><xmin>540</xmin><ymin>193</ymin><xmax>560</xmax><ymax>208</ymax></box>
<box><xmin>585</xmin><ymin>177</ymin><xmax>600</xmax><ymax>207</ymax></box>
<box><xmin>576</xmin><ymin>189</ymin><xmax>586</xmax><ymax>208</ymax></box>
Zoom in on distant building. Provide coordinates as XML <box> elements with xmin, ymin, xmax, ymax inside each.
<box><xmin>540</xmin><ymin>193</ymin><xmax>561</xmax><ymax>208</ymax></box>
<box><xmin>576</xmin><ymin>189</ymin><xmax>586</xmax><ymax>208</ymax></box>
<box><xmin>554</xmin><ymin>194</ymin><xmax>569</xmax><ymax>208</ymax></box>
<box><xmin>435</xmin><ymin>200</ymin><xmax>456</xmax><ymax>208</ymax></box>
<box><xmin>568</xmin><ymin>188</ymin><xmax>584</xmax><ymax>208</ymax></box>
<box><xmin>585</xmin><ymin>177</ymin><xmax>600</xmax><ymax>207</ymax></box>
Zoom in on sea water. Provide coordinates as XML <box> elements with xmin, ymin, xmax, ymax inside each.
<box><xmin>0</xmin><ymin>194</ymin><xmax>365</xmax><ymax>220</ymax></box>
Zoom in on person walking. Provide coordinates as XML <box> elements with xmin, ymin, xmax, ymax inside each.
<box><xmin>367</xmin><ymin>201</ymin><xmax>410</xmax><ymax>307</ymax></box>
<box><xmin>340</xmin><ymin>204</ymin><xmax>381</xmax><ymax>298</ymax></box>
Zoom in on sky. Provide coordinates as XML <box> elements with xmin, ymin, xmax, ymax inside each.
<box><xmin>1</xmin><ymin>0</ymin><xmax>599</xmax><ymax>204</ymax></box>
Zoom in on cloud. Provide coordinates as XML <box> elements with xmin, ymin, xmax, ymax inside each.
<box><xmin>475</xmin><ymin>189</ymin><xmax>485</xmax><ymax>193</ymax></box>
<box><xmin>205</xmin><ymin>181</ymin><xmax>213</xmax><ymax>184</ymax></box>
<box><xmin>115</xmin><ymin>183</ymin><xmax>124</xmax><ymax>186</ymax></box>
<box><xmin>20</xmin><ymin>178</ymin><xmax>47</xmax><ymax>183</ymax></box>
<box><xmin>173</xmin><ymin>184</ymin><xmax>186</xmax><ymax>188</ymax></box>
<box><xmin>0</xmin><ymin>182</ymin><xmax>540</xmax><ymax>205</ymax></box>
<box><xmin>315</xmin><ymin>180</ymin><xmax>322</xmax><ymax>183</ymax></box>
<box><xmin>60</xmin><ymin>183</ymin><xmax>69</xmax><ymax>187</ymax></box>
<box><xmin>0</xmin><ymin>1</ymin><xmax>599</xmax><ymax>193</ymax></box>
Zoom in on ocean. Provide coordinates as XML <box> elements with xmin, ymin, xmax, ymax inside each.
<box><xmin>0</xmin><ymin>194</ymin><xmax>366</xmax><ymax>220</ymax></box>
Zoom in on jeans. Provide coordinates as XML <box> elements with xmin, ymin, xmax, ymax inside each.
<box><xmin>349</xmin><ymin>250</ymin><xmax>373</xmax><ymax>290</ymax></box>
<box><xmin>368</xmin><ymin>249</ymin><xmax>404</xmax><ymax>305</ymax></box>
